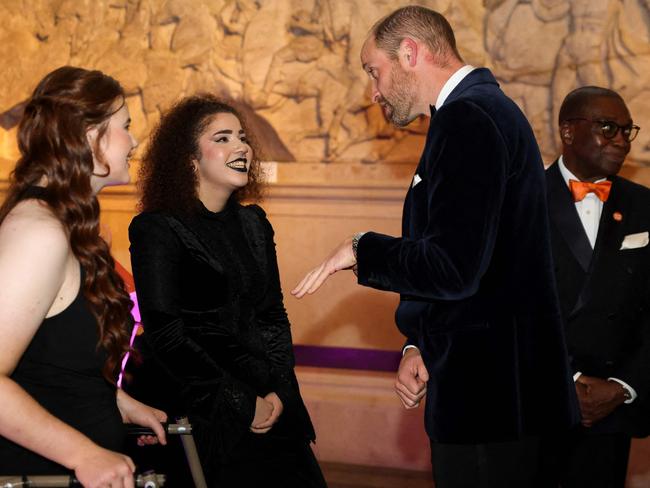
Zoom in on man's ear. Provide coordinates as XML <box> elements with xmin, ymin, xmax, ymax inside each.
<box><xmin>399</xmin><ymin>37</ymin><xmax>418</xmax><ymax>69</ymax></box>
<box><xmin>560</xmin><ymin>122</ymin><xmax>573</xmax><ymax>145</ymax></box>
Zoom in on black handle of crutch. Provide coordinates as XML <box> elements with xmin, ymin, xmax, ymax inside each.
<box><xmin>125</xmin><ymin>422</ymin><xmax>192</xmax><ymax>436</ymax></box>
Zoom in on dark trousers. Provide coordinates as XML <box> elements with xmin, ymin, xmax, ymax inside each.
<box><xmin>558</xmin><ymin>429</ymin><xmax>631</xmax><ymax>488</ymax></box>
<box><xmin>431</xmin><ymin>436</ymin><xmax>558</xmax><ymax>488</ymax></box>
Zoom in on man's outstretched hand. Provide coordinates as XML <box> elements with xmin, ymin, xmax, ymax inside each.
<box><xmin>291</xmin><ymin>236</ymin><xmax>356</xmax><ymax>298</ymax></box>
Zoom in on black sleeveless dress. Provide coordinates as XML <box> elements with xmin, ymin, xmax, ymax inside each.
<box><xmin>0</xmin><ymin>187</ymin><xmax>124</xmax><ymax>474</ymax></box>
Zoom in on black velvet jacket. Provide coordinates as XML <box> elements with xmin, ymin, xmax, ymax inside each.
<box><xmin>128</xmin><ymin>201</ymin><xmax>315</xmax><ymax>461</ymax></box>
<box><xmin>547</xmin><ymin>161</ymin><xmax>650</xmax><ymax>437</ymax></box>
<box><xmin>357</xmin><ymin>68</ymin><xmax>580</xmax><ymax>443</ymax></box>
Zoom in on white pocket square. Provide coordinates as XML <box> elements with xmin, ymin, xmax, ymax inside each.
<box><xmin>412</xmin><ymin>174</ymin><xmax>422</xmax><ymax>188</ymax></box>
<box><xmin>620</xmin><ymin>231</ymin><xmax>649</xmax><ymax>250</ymax></box>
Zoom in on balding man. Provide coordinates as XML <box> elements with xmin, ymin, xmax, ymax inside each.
<box><xmin>547</xmin><ymin>86</ymin><xmax>650</xmax><ymax>488</ymax></box>
<box><xmin>293</xmin><ymin>6</ymin><xmax>579</xmax><ymax>487</ymax></box>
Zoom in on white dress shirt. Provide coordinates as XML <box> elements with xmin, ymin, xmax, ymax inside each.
<box><xmin>558</xmin><ymin>157</ymin><xmax>637</xmax><ymax>403</ymax></box>
<box><xmin>435</xmin><ymin>65</ymin><xmax>476</xmax><ymax>110</ymax></box>
<box><xmin>558</xmin><ymin>156</ymin><xmax>604</xmax><ymax>248</ymax></box>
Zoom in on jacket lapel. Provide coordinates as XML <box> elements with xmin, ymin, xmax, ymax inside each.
<box><xmin>569</xmin><ymin>177</ymin><xmax>625</xmax><ymax>317</ymax></box>
<box><xmin>163</xmin><ymin>214</ymin><xmax>225</xmax><ymax>274</ymax></box>
<box><xmin>546</xmin><ymin>161</ymin><xmax>593</xmax><ymax>272</ymax></box>
<box><xmin>590</xmin><ymin>176</ymin><xmax>625</xmax><ymax>271</ymax></box>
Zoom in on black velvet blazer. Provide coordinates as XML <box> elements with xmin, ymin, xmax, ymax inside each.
<box><xmin>357</xmin><ymin>68</ymin><xmax>580</xmax><ymax>443</ymax></box>
<box><xmin>128</xmin><ymin>202</ymin><xmax>315</xmax><ymax>459</ymax></box>
<box><xmin>547</xmin><ymin>161</ymin><xmax>650</xmax><ymax>437</ymax></box>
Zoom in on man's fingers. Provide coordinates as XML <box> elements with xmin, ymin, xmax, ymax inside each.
<box><xmin>395</xmin><ymin>350</ymin><xmax>428</xmax><ymax>410</ymax></box>
<box><xmin>395</xmin><ymin>386</ymin><xmax>423</xmax><ymax>409</ymax></box>
<box><xmin>395</xmin><ymin>381</ymin><xmax>421</xmax><ymax>402</ymax></box>
<box><xmin>396</xmin><ymin>376</ymin><xmax>426</xmax><ymax>397</ymax></box>
<box><xmin>416</xmin><ymin>364</ymin><xmax>430</xmax><ymax>382</ymax></box>
<box><xmin>293</xmin><ymin>263</ymin><xmax>333</xmax><ymax>298</ymax></box>
<box><xmin>292</xmin><ymin>268</ymin><xmax>317</xmax><ymax>294</ymax></box>
<box><xmin>291</xmin><ymin>270</ymin><xmax>315</xmax><ymax>298</ymax></box>
<box><xmin>292</xmin><ymin>266</ymin><xmax>324</xmax><ymax>298</ymax></box>
<box><xmin>395</xmin><ymin>374</ymin><xmax>426</xmax><ymax>411</ymax></box>
<box><xmin>398</xmin><ymin>372</ymin><xmax>426</xmax><ymax>396</ymax></box>
<box><xmin>306</xmin><ymin>267</ymin><xmax>332</xmax><ymax>295</ymax></box>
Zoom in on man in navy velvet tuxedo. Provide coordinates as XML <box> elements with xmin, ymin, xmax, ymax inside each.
<box><xmin>547</xmin><ymin>87</ymin><xmax>650</xmax><ymax>488</ymax></box>
<box><xmin>293</xmin><ymin>6</ymin><xmax>579</xmax><ymax>486</ymax></box>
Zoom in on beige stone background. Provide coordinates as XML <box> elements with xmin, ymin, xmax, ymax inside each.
<box><xmin>1</xmin><ymin>0</ymin><xmax>650</xmax><ymax>481</ymax></box>
<box><xmin>1</xmin><ymin>0</ymin><xmax>650</xmax><ymax>169</ymax></box>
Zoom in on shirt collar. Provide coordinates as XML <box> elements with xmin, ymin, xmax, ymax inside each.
<box><xmin>434</xmin><ymin>65</ymin><xmax>476</xmax><ymax>110</ymax></box>
<box><xmin>558</xmin><ymin>155</ymin><xmax>606</xmax><ymax>186</ymax></box>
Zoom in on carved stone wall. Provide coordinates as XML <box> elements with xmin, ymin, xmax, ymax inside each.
<box><xmin>2</xmin><ymin>2</ymin><xmax>650</xmax><ymax>476</ymax></box>
<box><xmin>2</xmin><ymin>0</ymin><xmax>649</xmax><ymax>168</ymax></box>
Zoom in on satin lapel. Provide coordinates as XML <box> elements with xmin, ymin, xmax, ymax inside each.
<box><xmin>590</xmin><ymin>177</ymin><xmax>625</xmax><ymax>274</ymax></box>
<box><xmin>569</xmin><ymin>177</ymin><xmax>624</xmax><ymax>317</ymax></box>
<box><xmin>546</xmin><ymin>162</ymin><xmax>593</xmax><ymax>272</ymax></box>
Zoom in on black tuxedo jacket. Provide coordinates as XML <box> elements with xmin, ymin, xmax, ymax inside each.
<box><xmin>546</xmin><ymin>161</ymin><xmax>650</xmax><ymax>437</ymax></box>
<box><xmin>357</xmin><ymin>68</ymin><xmax>580</xmax><ymax>443</ymax></box>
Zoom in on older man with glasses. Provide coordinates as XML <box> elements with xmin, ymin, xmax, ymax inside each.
<box><xmin>546</xmin><ymin>85</ymin><xmax>650</xmax><ymax>488</ymax></box>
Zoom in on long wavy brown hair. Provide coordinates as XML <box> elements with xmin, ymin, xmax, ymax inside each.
<box><xmin>0</xmin><ymin>66</ymin><xmax>132</xmax><ymax>383</ymax></box>
<box><xmin>138</xmin><ymin>94</ymin><xmax>263</xmax><ymax>214</ymax></box>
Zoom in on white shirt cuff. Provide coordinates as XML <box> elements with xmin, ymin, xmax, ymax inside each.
<box><xmin>573</xmin><ymin>372</ymin><xmax>582</xmax><ymax>381</ymax></box>
<box><xmin>403</xmin><ymin>345</ymin><xmax>419</xmax><ymax>356</ymax></box>
<box><xmin>608</xmin><ymin>377</ymin><xmax>637</xmax><ymax>403</ymax></box>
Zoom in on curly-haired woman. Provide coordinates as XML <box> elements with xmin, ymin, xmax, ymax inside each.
<box><xmin>128</xmin><ymin>95</ymin><xmax>326</xmax><ymax>487</ymax></box>
<box><xmin>0</xmin><ymin>66</ymin><xmax>167</xmax><ymax>487</ymax></box>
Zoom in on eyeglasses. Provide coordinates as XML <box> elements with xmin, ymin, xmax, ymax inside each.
<box><xmin>565</xmin><ymin>118</ymin><xmax>640</xmax><ymax>142</ymax></box>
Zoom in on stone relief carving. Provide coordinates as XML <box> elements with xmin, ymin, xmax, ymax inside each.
<box><xmin>485</xmin><ymin>0</ymin><xmax>650</xmax><ymax>164</ymax></box>
<box><xmin>0</xmin><ymin>0</ymin><xmax>649</xmax><ymax>166</ymax></box>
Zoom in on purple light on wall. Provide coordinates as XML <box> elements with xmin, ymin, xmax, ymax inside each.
<box><xmin>117</xmin><ymin>291</ymin><xmax>141</xmax><ymax>388</ymax></box>
<box><xmin>116</xmin><ymin>291</ymin><xmax>402</xmax><ymax>385</ymax></box>
<box><xmin>293</xmin><ymin>345</ymin><xmax>401</xmax><ymax>372</ymax></box>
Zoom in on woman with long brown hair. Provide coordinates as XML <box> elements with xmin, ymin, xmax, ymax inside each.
<box><xmin>0</xmin><ymin>66</ymin><xmax>167</xmax><ymax>487</ymax></box>
<box><xmin>128</xmin><ymin>94</ymin><xmax>326</xmax><ymax>486</ymax></box>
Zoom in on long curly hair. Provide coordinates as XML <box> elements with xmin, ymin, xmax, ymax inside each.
<box><xmin>0</xmin><ymin>66</ymin><xmax>132</xmax><ymax>383</ymax></box>
<box><xmin>138</xmin><ymin>94</ymin><xmax>263</xmax><ymax>214</ymax></box>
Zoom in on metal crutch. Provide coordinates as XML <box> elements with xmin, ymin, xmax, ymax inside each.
<box><xmin>0</xmin><ymin>471</ymin><xmax>165</xmax><ymax>487</ymax></box>
<box><xmin>128</xmin><ymin>417</ymin><xmax>207</xmax><ymax>488</ymax></box>
<box><xmin>175</xmin><ymin>417</ymin><xmax>207</xmax><ymax>488</ymax></box>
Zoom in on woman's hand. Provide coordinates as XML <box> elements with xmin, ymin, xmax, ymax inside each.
<box><xmin>250</xmin><ymin>395</ymin><xmax>274</xmax><ymax>433</ymax></box>
<box><xmin>116</xmin><ymin>389</ymin><xmax>167</xmax><ymax>446</ymax></box>
<box><xmin>73</xmin><ymin>445</ymin><xmax>135</xmax><ymax>488</ymax></box>
<box><xmin>250</xmin><ymin>392</ymin><xmax>283</xmax><ymax>434</ymax></box>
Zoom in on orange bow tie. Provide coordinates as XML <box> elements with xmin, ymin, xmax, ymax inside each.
<box><xmin>569</xmin><ymin>179</ymin><xmax>612</xmax><ymax>202</ymax></box>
